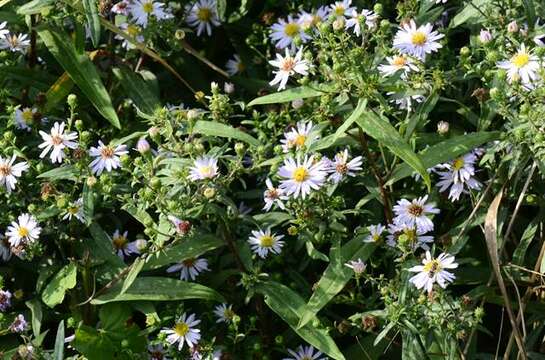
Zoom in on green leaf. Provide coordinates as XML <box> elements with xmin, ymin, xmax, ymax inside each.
<box><xmin>449</xmin><ymin>0</ymin><xmax>491</xmax><ymax>28</ymax></box>
<box><xmin>37</xmin><ymin>26</ymin><xmax>120</xmax><ymax>128</ymax></box>
<box><xmin>387</xmin><ymin>131</ymin><xmax>500</xmax><ymax>185</ymax></box>
<box><xmin>122</xmin><ymin>203</ymin><xmax>155</xmax><ymax>227</ymax></box>
<box><xmin>42</xmin><ymin>262</ymin><xmax>78</xmax><ymax>308</ymax></box>
<box><xmin>119</xmin><ymin>258</ymin><xmax>145</xmax><ymax>296</ymax></box>
<box><xmin>513</xmin><ymin>221</ymin><xmax>539</xmax><ymax>266</ymax></box>
<box><xmin>252</xmin><ymin>212</ymin><xmax>292</xmax><ymax>228</ymax></box>
<box><xmin>88</xmin><ymin>222</ymin><xmax>125</xmax><ymax>269</ymax></box>
<box><xmin>82</xmin><ymin>183</ymin><xmax>94</xmax><ymax>225</ymax></box>
<box><xmin>298</xmin><ymin>241</ymin><xmax>376</xmax><ymax>329</ymax></box>
<box><xmin>90</xmin><ymin>277</ymin><xmax>224</xmax><ymax>304</ymax></box>
<box><xmin>255</xmin><ymin>281</ymin><xmax>345</xmax><ymax>360</ymax></box>
<box><xmin>248</xmin><ymin>85</ymin><xmax>331</xmax><ymax>106</ymax></box>
<box><xmin>17</xmin><ymin>0</ymin><xmax>54</xmax><ymax>14</ymax></box>
<box><xmin>144</xmin><ymin>234</ymin><xmax>224</xmax><ymax>270</ymax></box>
<box><xmin>25</xmin><ymin>299</ymin><xmax>42</xmax><ymax>338</ymax></box>
<box><xmin>112</xmin><ymin>66</ymin><xmax>160</xmax><ymax>115</ymax></box>
<box><xmin>45</xmin><ymin>73</ymin><xmax>75</xmax><ymax>112</ymax></box>
<box><xmin>82</xmin><ymin>0</ymin><xmax>100</xmax><ymax>47</ymax></box>
<box><xmin>37</xmin><ymin>165</ymin><xmax>79</xmax><ymax>181</ymax></box>
<box><xmin>352</xmin><ymin>100</ymin><xmax>431</xmax><ymax>189</ymax></box>
<box><xmin>72</xmin><ymin>326</ymin><xmax>115</xmax><ymax>359</ymax></box>
<box><xmin>53</xmin><ymin>320</ymin><xmax>64</xmax><ymax>360</ymax></box>
<box><xmin>522</xmin><ymin>0</ymin><xmax>536</xmax><ymax>29</ymax></box>
<box><xmin>193</xmin><ymin>120</ymin><xmax>260</xmax><ymax>147</ymax></box>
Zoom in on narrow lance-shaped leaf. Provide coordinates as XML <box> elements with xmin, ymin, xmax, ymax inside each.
<box><xmin>37</xmin><ymin>26</ymin><xmax>121</xmax><ymax>128</ymax></box>
<box><xmin>53</xmin><ymin>320</ymin><xmax>65</xmax><ymax>360</ymax></box>
<box><xmin>112</xmin><ymin>66</ymin><xmax>160</xmax><ymax>115</ymax></box>
<box><xmin>193</xmin><ymin>120</ymin><xmax>260</xmax><ymax>147</ymax></box>
<box><xmin>82</xmin><ymin>0</ymin><xmax>100</xmax><ymax>47</ymax></box>
<box><xmin>248</xmin><ymin>84</ymin><xmax>332</xmax><ymax>106</ymax></box>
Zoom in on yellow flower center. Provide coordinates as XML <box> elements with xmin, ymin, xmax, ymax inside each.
<box><xmin>334</xmin><ymin>6</ymin><xmax>345</xmax><ymax>16</ymax></box>
<box><xmin>100</xmin><ymin>146</ymin><xmax>114</xmax><ymax>159</ymax></box>
<box><xmin>197</xmin><ymin>7</ymin><xmax>212</xmax><ymax>21</ymax></box>
<box><xmin>293</xmin><ymin>167</ymin><xmax>308</xmax><ymax>182</ymax></box>
<box><xmin>372</xmin><ymin>234</ymin><xmax>381</xmax><ymax>242</ymax></box>
<box><xmin>392</xmin><ymin>56</ymin><xmax>407</xmax><ymax>67</ymax></box>
<box><xmin>127</xmin><ymin>24</ymin><xmax>140</xmax><ymax>37</ymax></box>
<box><xmin>21</xmin><ymin>109</ymin><xmax>33</xmax><ymax>123</ymax></box>
<box><xmin>259</xmin><ymin>235</ymin><xmax>275</xmax><ymax>247</ymax></box>
<box><xmin>237</xmin><ymin>62</ymin><xmax>245</xmax><ymax>72</ymax></box>
<box><xmin>68</xmin><ymin>206</ymin><xmax>80</xmax><ymax>215</ymax></box>
<box><xmin>411</xmin><ymin>31</ymin><xmax>427</xmax><ymax>46</ymax></box>
<box><xmin>174</xmin><ymin>322</ymin><xmax>189</xmax><ymax>336</ymax></box>
<box><xmin>112</xmin><ymin>235</ymin><xmax>128</xmax><ymax>249</ymax></box>
<box><xmin>224</xmin><ymin>308</ymin><xmax>235</xmax><ymax>319</ymax></box>
<box><xmin>423</xmin><ymin>259</ymin><xmax>441</xmax><ymax>276</ymax></box>
<box><xmin>294</xmin><ymin>134</ymin><xmax>306</xmax><ymax>147</ymax></box>
<box><xmin>452</xmin><ymin>157</ymin><xmax>465</xmax><ymax>170</ymax></box>
<box><xmin>18</xmin><ymin>227</ymin><xmax>29</xmax><ymax>238</ymax></box>
<box><xmin>0</xmin><ymin>164</ymin><xmax>11</xmax><ymax>177</ymax></box>
<box><xmin>142</xmin><ymin>1</ymin><xmax>154</xmax><ymax>13</ymax></box>
<box><xmin>336</xmin><ymin>163</ymin><xmax>348</xmax><ymax>174</ymax></box>
<box><xmin>512</xmin><ymin>53</ymin><xmax>530</xmax><ymax>68</ymax></box>
<box><xmin>51</xmin><ymin>134</ymin><xmax>63</xmax><ymax>146</ymax></box>
<box><xmin>284</xmin><ymin>22</ymin><xmax>300</xmax><ymax>37</ymax></box>
<box><xmin>280</xmin><ymin>57</ymin><xmax>296</xmax><ymax>72</ymax></box>
<box><xmin>407</xmin><ymin>204</ymin><xmax>423</xmax><ymax>217</ymax></box>
<box><xmin>199</xmin><ymin>165</ymin><xmax>214</xmax><ymax>177</ymax></box>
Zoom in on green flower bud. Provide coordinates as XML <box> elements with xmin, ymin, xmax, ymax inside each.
<box><xmin>56</xmin><ymin>196</ymin><xmax>68</xmax><ymax>209</ymax></box>
<box><xmin>67</xmin><ymin>94</ymin><xmax>78</xmax><ymax>108</ymax></box>
<box><xmin>174</xmin><ymin>29</ymin><xmax>186</xmax><ymax>40</ymax></box>
<box><xmin>288</xmin><ymin>226</ymin><xmax>298</xmax><ymax>236</ymax></box>
<box><xmin>75</xmin><ymin>119</ymin><xmax>84</xmax><ymax>131</ymax></box>
<box><xmin>460</xmin><ymin>46</ymin><xmax>470</xmax><ymax>57</ymax></box>
<box><xmin>373</xmin><ymin>3</ymin><xmax>383</xmax><ymax>15</ymax></box>
<box><xmin>86</xmin><ymin>176</ymin><xmax>97</xmax><ymax>187</ymax></box>
<box><xmin>489</xmin><ymin>87</ymin><xmax>500</xmax><ymax>100</ymax></box>
<box><xmin>204</xmin><ymin>187</ymin><xmax>216</xmax><ymax>199</ymax></box>
<box><xmin>150</xmin><ymin>177</ymin><xmax>161</xmax><ymax>189</ymax></box>
<box><xmin>234</xmin><ymin>142</ymin><xmax>245</xmax><ymax>156</ymax></box>
<box><xmin>3</xmin><ymin>130</ymin><xmax>15</xmax><ymax>142</ymax></box>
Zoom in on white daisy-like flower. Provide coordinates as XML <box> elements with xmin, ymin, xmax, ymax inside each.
<box><xmin>345</xmin><ymin>9</ymin><xmax>378</xmax><ymax>37</ymax></box>
<box><xmin>161</xmin><ymin>313</ymin><xmax>201</xmax><ymax>350</ymax></box>
<box><xmin>1</xmin><ymin>33</ymin><xmax>30</xmax><ymax>53</ymax></box>
<box><xmin>213</xmin><ymin>303</ymin><xmax>235</xmax><ymax>323</ymax></box>
<box><xmin>128</xmin><ymin>0</ymin><xmax>170</xmax><ymax>27</ymax></box>
<box><xmin>329</xmin><ymin>0</ymin><xmax>356</xmax><ymax>19</ymax></box>
<box><xmin>270</xmin><ymin>16</ymin><xmax>310</xmax><ymax>50</ymax></box>
<box><xmin>188</xmin><ymin>156</ymin><xmax>219</xmax><ymax>181</ymax></box>
<box><xmin>0</xmin><ymin>21</ymin><xmax>9</xmax><ymax>38</ymax></box>
<box><xmin>62</xmin><ymin>198</ymin><xmax>85</xmax><ymax>222</ymax></box>
<box><xmin>436</xmin><ymin>152</ymin><xmax>482</xmax><ymax>201</ymax></box>
<box><xmin>0</xmin><ymin>235</ymin><xmax>12</xmax><ymax>262</ymax></box>
<box><xmin>409</xmin><ymin>251</ymin><xmax>458</xmax><ymax>293</ymax></box>
<box><xmin>327</xmin><ymin>149</ymin><xmax>363</xmax><ymax>183</ymax></box>
<box><xmin>116</xmin><ymin>22</ymin><xmax>145</xmax><ymax>49</ymax></box>
<box><xmin>248</xmin><ymin>228</ymin><xmax>285</xmax><ymax>259</ymax></box>
<box><xmin>89</xmin><ymin>141</ymin><xmax>128</xmax><ymax>176</ymax></box>
<box><xmin>283</xmin><ymin>345</ymin><xmax>327</xmax><ymax>360</ymax></box>
<box><xmin>269</xmin><ymin>48</ymin><xmax>311</xmax><ymax>91</ymax></box>
<box><xmin>297</xmin><ymin>7</ymin><xmax>329</xmax><ymax>31</ymax></box>
<box><xmin>345</xmin><ymin>258</ymin><xmax>366</xmax><ymax>275</ymax></box>
<box><xmin>166</xmin><ymin>257</ymin><xmax>209</xmax><ymax>281</ymax></box>
<box><xmin>5</xmin><ymin>213</ymin><xmax>41</xmax><ymax>248</ymax></box>
<box><xmin>38</xmin><ymin>122</ymin><xmax>78</xmax><ymax>163</ymax></box>
<box><xmin>263</xmin><ymin>178</ymin><xmax>288</xmax><ymax>211</ymax></box>
<box><xmin>393</xmin><ymin>20</ymin><xmax>444</xmax><ymax>61</ymax></box>
<box><xmin>393</xmin><ymin>195</ymin><xmax>439</xmax><ymax>233</ymax></box>
<box><xmin>433</xmin><ymin>0</ymin><xmax>447</xmax><ymax>3</ymax></box>
<box><xmin>278</xmin><ymin>156</ymin><xmax>327</xmax><ymax>199</ymax></box>
<box><xmin>364</xmin><ymin>224</ymin><xmax>385</xmax><ymax>243</ymax></box>
<box><xmin>378</xmin><ymin>54</ymin><xmax>419</xmax><ymax>78</ymax></box>
<box><xmin>147</xmin><ymin>343</ymin><xmax>169</xmax><ymax>360</ymax></box>
<box><xmin>225</xmin><ymin>54</ymin><xmax>244</xmax><ymax>76</ymax></box>
<box><xmin>387</xmin><ymin>92</ymin><xmax>425</xmax><ymax>112</ymax></box>
<box><xmin>280</xmin><ymin>121</ymin><xmax>317</xmax><ymax>152</ymax></box>
<box><xmin>111</xmin><ymin>230</ymin><xmax>144</xmax><ymax>259</ymax></box>
<box><xmin>386</xmin><ymin>223</ymin><xmax>434</xmax><ymax>251</ymax></box>
<box><xmin>185</xmin><ymin>0</ymin><xmax>221</xmax><ymax>37</ymax></box>
<box><xmin>0</xmin><ymin>155</ymin><xmax>28</xmax><ymax>194</ymax></box>
<box><xmin>111</xmin><ymin>0</ymin><xmax>130</xmax><ymax>15</ymax></box>
<box><xmin>14</xmin><ymin>107</ymin><xmax>36</xmax><ymax>131</ymax></box>
<box><xmin>497</xmin><ymin>44</ymin><xmax>540</xmax><ymax>85</ymax></box>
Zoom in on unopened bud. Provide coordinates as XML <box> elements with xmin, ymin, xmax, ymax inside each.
<box><xmin>136</xmin><ymin>137</ymin><xmax>150</xmax><ymax>154</ymax></box>
<box><xmin>437</xmin><ymin>121</ymin><xmax>449</xmax><ymax>135</ymax></box>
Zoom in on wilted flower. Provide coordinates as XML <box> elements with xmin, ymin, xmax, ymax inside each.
<box><xmin>168</xmin><ymin>216</ymin><xmax>192</xmax><ymax>235</ymax></box>
<box><xmin>9</xmin><ymin>314</ymin><xmax>28</xmax><ymax>333</ymax></box>
<box><xmin>345</xmin><ymin>258</ymin><xmax>366</xmax><ymax>275</ymax></box>
<box><xmin>479</xmin><ymin>29</ymin><xmax>492</xmax><ymax>43</ymax></box>
<box><xmin>0</xmin><ymin>289</ymin><xmax>12</xmax><ymax>311</ymax></box>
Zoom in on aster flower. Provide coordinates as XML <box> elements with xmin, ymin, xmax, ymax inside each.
<box><xmin>116</xmin><ymin>22</ymin><xmax>145</xmax><ymax>49</ymax></box>
<box><xmin>278</xmin><ymin>156</ymin><xmax>327</xmax><ymax>199</ymax></box>
<box><xmin>168</xmin><ymin>215</ymin><xmax>192</xmax><ymax>235</ymax></box>
<box><xmin>364</xmin><ymin>224</ymin><xmax>385</xmax><ymax>243</ymax></box>
<box><xmin>111</xmin><ymin>0</ymin><xmax>130</xmax><ymax>15</ymax></box>
<box><xmin>0</xmin><ymin>236</ymin><xmax>11</xmax><ymax>262</ymax></box>
<box><xmin>378</xmin><ymin>54</ymin><xmax>419</xmax><ymax>78</ymax></box>
<box><xmin>6</xmin><ymin>213</ymin><xmax>41</xmax><ymax>248</ymax></box>
<box><xmin>436</xmin><ymin>152</ymin><xmax>482</xmax><ymax>201</ymax></box>
<box><xmin>497</xmin><ymin>44</ymin><xmax>540</xmax><ymax>85</ymax></box>
<box><xmin>393</xmin><ymin>20</ymin><xmax>444</xmax><ymax>61</ymax></box>
<box><xmin>0</xmin><ymin>155</ymin><xmax>28</xmax><ymax>193</ymax></box>
<box><xmin>409</xmin><ymin>251</ymin><xmax>458</xmax><ymax>293</ymax></box>
<box><xmin>225</xmin><ymin>54</ymin><xmax>244</xmax><ymax>76</ymax></box>
<box><xmin>148</xmin><ymin>343</ymin><xmax>169</xmax><ymax>360</ymax></box>
<box><xmin>297</xmin><ymin>7</ymin><xmax>329</xmax><ymax>31</ymax></box>
<box><xmin>270</xmin><ymin>16</ymin><xmax>310</xmax><ymax>50</ymax></box>
<box><xmin>185</xmin><ymin>0</ymin><xmax>221</xmax><ymax>37</ymax></box>
<box><xmin>167</xmin><ymin>257</ymin><xmax>209</xmax><ymax>281</ymax></box>
<box><xmin>393</xmin><ymin>195</ymin><xmax>439</xmax><ymax>233</ymax></box>
<box><xmin>345</xmin><ymin>258</ymin><xmax>366</xmax><ymax>275</ymax></box>
<box><xmin>161</xmin><ymin>313</ymin><xmax>201</xmax><ymax>350</ymax></box>
<box><xmin>387</xmin><ymin>92</ymin><xmax>425</xmax><ymax>112</ymax></box>
<box><xmin>345</xmin><ymin>9</ymin><xmax>378</xmax><ymax>37</ymax></box>
<box><xmin>213</xmin><ymin>303</ymin><xmax>235</xmax><ymax>323</ymax></box>
<box><xmin>128</xmin><ymin>0</ymin><xmax>171</xmax><ymax>27</ymax></box>
<box><xmin>283</xmin><ymin>345</ymin><xmax>327</xmax><ymax>360</ymax></box>
<box><xmin>329</xmin><ymin>0</ymin><xmax>356</xmax><ymax>19</ymax></box>
<box><xmin>9</xmin><ymin>314</ymin><xmax>28</xmax><ymax>333</ymax></box>
<box><xmin>281</xmin><ymin>121</ymin><xmax>317</xmax><ymax>152</ymax></box>
<box><xmin>111</xmin><ymin>230</ymin><xmax>145</xmax><ymax>259</ymax></box>
<box><xmin>38</xmin><ymin>122</ymin><xmax>78</xmax><ymax>163</ymax></box>
<box><xmin>248</xmin><ymin>228</ymin><xmax>284</xmax><ymax>259</ymax></box>
<box><xmin>263</xmin><ymin>178</ymin><xmax>288</xmax><ymax>211</ymax></box>
<box><xmin>1</xmin><ymin>33</ymin><xmax>30</xmax><ymax>53</ymax></box>
<box><xmin>62</xmin><ymin>198</ymin><xmax>85</xmax><ymax>222</ymax></box>
<box><xmin>188</xmin><ymin>156</ymin><xmax>219</xmax><ymax>181</ymax></box>
<box><xmin>0</xmin><ymin>21</ymin><xmax>9</xmax><ymax>38</ymax></box>
<box><xmin>269</xmin><ymin>48</ymin><xmax>311</xmax><ymax>91</ymax></box>
<box><xmin>0</xmin><ymin>289</ymin><xmax>12</xmax><ymax>312</ymax></box>
<box><xmin>89</xmin><ymin>141</ymin><xmax>128</xmax><ymax>176</ymax></box>
<box><xmin>14</xmin><ymin>107</ymin><xmax>36</xmax><ymax>131</ymax></box>
<box><xmin>386</xmin><ymin>223</ymin><xmax>434</xmax><ymax>251</ymax></box>
<box><xmin>327</xmin><ymin>149</ymin><xmax>363</xmax><ymax>183</ymax></box>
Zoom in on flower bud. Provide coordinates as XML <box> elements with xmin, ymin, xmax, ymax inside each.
<box><xmin>86</xmin><ymin>176</ymin><xmax>97</xmax><ymax>187</ymax></box>
<box><xmin>136</xmin><ymin>137</ymin><xmax>150</xmax><ymax>154</ymax></box>
<box><xmin>460</xmin><ymin>46</ymin><xmax>470</xmax><ymax>57</ymax></box>
<box><xmin>479</xmin><ymin>29</ymin><xmax>492</xmax><ymax>43</ymax></box>
<box><xmin>67</xmin><ymin>94</ymin><xmax>78</xmax><ymax>108</ymax></box>
<box><xmin>437</xmin><ymin>121</ymin><xmax>449</xmax><ymax>135</ymax></box>
<box><xmin>224</xmin><ymin>82</ymin><xmax>235</xmax><ymax>94</ymax></box>
<box><xmin>489</xmin><ymin>87</ymin><xmax>500</xmax><ymax>100</ymax></box>
<box><xmin>287</xmin><ymin>226</ymin><xmax>298</xmax><ymax>236</ymax></box>
<box><xmin>234</xmin><ymin>142</ymin><xmax>245</xmax><ymax>156</ymax></box>
<box><xmin>187</xmin><ymin>109</ymin><xmax>200</xmax><ymax>120</ymax></box>
<box><xmin>333</xmin><ymin>18</ymin><xmax>345</xmax><ymax>31</ymax></box>
<box><xmin>174</xmin><ymin>29</ymin><xmax>185</xmax><ymax>40</ymax></box>
<box><xmin>373</xmin><ymin>3</ymin><xmax>383</xmax><ymax>15</ymax></box>
<box><xmin>75</xmin><ymin>119</ymin><xmax>84</xmax><ymax>131</ymax></box>
<box><xmin>291</xmin><ymin>99</ymin><xmax>304</xmax><ymax>109</ymax></box>
<box><xmin>507</xmin><ymin>20</ymin><xmax>518</xmax><ymax>33</ymax></box>
<box><xmin>204</xmin><ymin>187</ymin><xmax>216</xmax><ymax>199</ymax></box>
